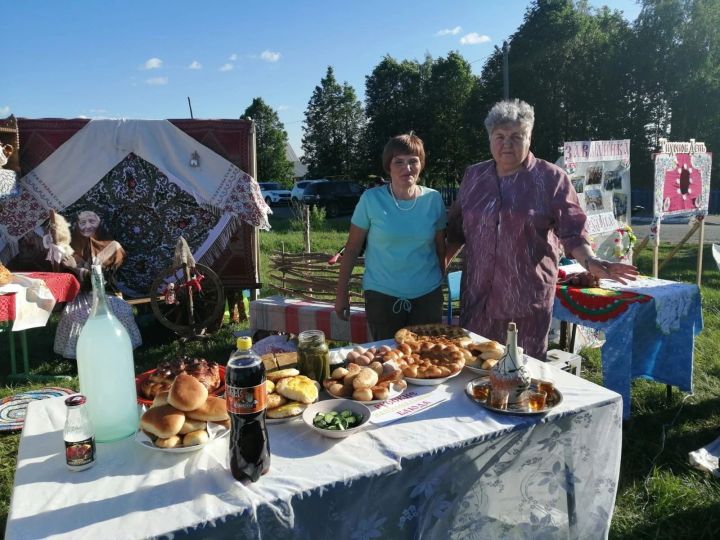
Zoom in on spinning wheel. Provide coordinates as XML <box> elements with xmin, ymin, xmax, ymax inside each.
<box><xmin>149</xmin><ymin>263</ymin><xmax>225</xmax><ymax>337</ymax></box>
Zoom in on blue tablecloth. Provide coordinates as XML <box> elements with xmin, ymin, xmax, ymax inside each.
<box><xmin>553</xmin><ymin>278</ymin><xmax>703</xmax><ymax>418</ymax></box>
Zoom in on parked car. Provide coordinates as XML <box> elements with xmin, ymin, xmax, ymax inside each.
<box><xmin>259</xmin><ymin>182</ymin><xmax>291</xmax><ymax>206</ymax></box>
<box><xmin>301</xmin><ymin>181</ymin><xmax>364</xmax><ymax>217</ymax></box>
<box><xmin>290</xmin><ymin>179</ymin><xmax>328</xmax><ymax>203</ymax></box>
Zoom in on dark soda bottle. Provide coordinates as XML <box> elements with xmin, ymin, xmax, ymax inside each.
<box><xmin>226</xmin><ymin>336</ymin><xmax>270</xmax><ymax>482</ymax></box>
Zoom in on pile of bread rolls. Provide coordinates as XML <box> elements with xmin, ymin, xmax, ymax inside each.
<box><xmin>465</xmin><ymin>340</ymin><xmax>505</xmax><ymax>370</ymax></box>
<box><xmin>266</xmin><ymin>369</ymin><xmax>319</xmax><ymax>419</ymax></box>
<box><xmin>323</xmin><ymin>358</ymin><xmax>406</xmax><ymax>402</ymax></box>
<box><xmin>140</xmin><ymin>372</ymin><xmax>229</xmax><ymax>448</ymax></box>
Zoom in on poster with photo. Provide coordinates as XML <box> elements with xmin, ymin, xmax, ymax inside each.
<box><xmin>653</xmin><ymin>141</ymin><xmax>712</xmax><ymax>218</ymax></box>
<box><xmin>560</xmin><ymin>140</ymin><xmax>631</xmax><ymax>261</ymax></box>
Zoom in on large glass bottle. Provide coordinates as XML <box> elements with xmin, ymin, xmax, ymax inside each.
<box><xmin>76</xmin><ymin>264</ymin><xmax>139</xmax><ymax>442</ymax></box>
<box><xmin>489</xmin><ymin>322</ymin><xmax>531</xmax><ymax>406</ymax></box>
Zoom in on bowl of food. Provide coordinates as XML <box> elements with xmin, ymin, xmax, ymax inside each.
<box><xmin>302</xmin><ymin>399</ymin><xmax>371</xmax><ymax>439</ymax></box>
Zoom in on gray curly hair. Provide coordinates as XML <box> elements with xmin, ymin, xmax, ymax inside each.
<box><xmin>484</xmin><ymin>99</ymin><xmax>535</xmax><ymax>136</ymax></box>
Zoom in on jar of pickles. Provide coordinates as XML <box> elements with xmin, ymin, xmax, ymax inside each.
<box><xmin>297</xmin><ymin>330</ymin><xmax>330</xmax><ymax>382</ymax></box>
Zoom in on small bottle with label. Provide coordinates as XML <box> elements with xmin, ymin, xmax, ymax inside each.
<box><xmin>64</xmin><ymin>394</ymin><xmax>96</xmax><ymax>472</ymax></box>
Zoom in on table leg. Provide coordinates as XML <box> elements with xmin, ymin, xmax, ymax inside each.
<box><xmin>4</xmin><ymin>323</ymin><xmax>19</xmax><ymax>376</ymax></box>
<box><xmin>20</xmin><ymin>330</ymin><xmax>30</xmax><ymax>376</ymax></box>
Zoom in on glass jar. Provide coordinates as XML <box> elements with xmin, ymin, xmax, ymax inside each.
<box><xmin>297</xmin><ymin>330</ymin><xmax>330</xmax><ymax>382</ymax></box>
<box><xmin>64</xmin><ymin>394</ymin><xmax>96</xmax><ymax>472</ymax></box>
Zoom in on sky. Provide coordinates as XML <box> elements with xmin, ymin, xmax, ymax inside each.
<box><xmin>4</xmin><ymin>0</ymin><xmax>642</xmax><ymax>160</ymax></box>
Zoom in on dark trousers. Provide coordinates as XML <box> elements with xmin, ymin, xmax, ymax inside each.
<box><xmin>364</xmin><ymin>287</ymin><xmax>444</xmax><ymax>341</ymax></box>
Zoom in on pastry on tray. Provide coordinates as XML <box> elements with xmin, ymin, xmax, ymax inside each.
<box><xmin>140</xmin><ymin>357</ymin><xmax>222</xmax><ymax>401</ymax></box>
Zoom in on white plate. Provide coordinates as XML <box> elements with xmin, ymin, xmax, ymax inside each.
<box><xmin>325</xmin><ymin>381</ymin><xmax>404</xmax><ymax>404</ymax></box>
<box><xmin>464</xmin><ymin>364</ymin><xmax>491</xmax><ymax>376</ymax></box>
<box><xmin>405</xmin><ymin>369</ymin><xmax>462</xmax><ymax>386</ymax></box>
<box><xmin>135</xmin><ymin>423</ymin><xmax>229</xmax><ymax>453</ymax></box>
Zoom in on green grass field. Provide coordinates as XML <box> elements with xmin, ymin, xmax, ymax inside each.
<box><xmin>1</xmin><ymin>217</ymin><xmax>719</xmax><ymax>538</ymax></box>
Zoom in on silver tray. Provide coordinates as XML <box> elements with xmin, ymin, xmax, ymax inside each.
<box><xmin>465</xmin><ymin>377</ymin><xmax>563</xmax><ymax>416</ymax></box>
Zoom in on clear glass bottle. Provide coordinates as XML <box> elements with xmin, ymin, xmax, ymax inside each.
<box><xmin>297</xmin><ymin>330</ymin><xmax>330</xmax><ymax>382</ymax></box>
<box><xmin>64</xmin><ymin>394</ymin><xmax>96</xmax><ymax>471</ymax></box>
<box><xmin>489</xmin><ymin>322</ymin><xmax>531</xmax><ymax>406</ymax></box>
<box><xmin>76</xmin><ymin>264</ymin><xmax>139</xmax><ymax>442</ymax></box>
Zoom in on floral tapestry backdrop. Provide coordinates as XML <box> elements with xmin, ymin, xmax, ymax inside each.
<box><xmin>64</xmin><ymin>153</ymin><xmax>222</xmax><ymax>297</ymax></box>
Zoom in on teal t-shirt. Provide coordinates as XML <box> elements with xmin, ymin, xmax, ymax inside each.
<box><xmin>351</xmin><ymin>185</ymin><xmax>447</xmax><ymax>299</ymax></box>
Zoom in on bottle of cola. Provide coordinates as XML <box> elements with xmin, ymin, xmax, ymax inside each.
<box><xmin>226</xmin><ymin>336</ymin><xmax>270</xmax><ymax>482</ymax></box>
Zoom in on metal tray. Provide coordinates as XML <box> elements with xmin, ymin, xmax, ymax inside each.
<box><xmin>465</xmin><ymin>377</ymin><xmax>563</xmax><ymax>416</ymax></box>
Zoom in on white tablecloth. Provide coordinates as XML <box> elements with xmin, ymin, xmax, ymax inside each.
<box><xmin>6</xmin><ymin>348</ymin><xmax>622</xmax><ymax>540</ymax></box>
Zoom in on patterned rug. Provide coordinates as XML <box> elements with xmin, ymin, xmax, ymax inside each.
<box><xmin>0</xmin><ymin>387</ymin><xmax>74</xmax><ymax>432</ymax></box>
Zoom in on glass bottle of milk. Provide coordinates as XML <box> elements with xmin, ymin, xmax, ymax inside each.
<box><xmin>76</xmin><ymin>264</ymin><xmax>139</xmax><ymax>442</ymax></box>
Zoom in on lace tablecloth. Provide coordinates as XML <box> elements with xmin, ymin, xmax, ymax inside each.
<box><xmin>553</xmin><ymin>278</ymin><xmax>702</xmax><ymax>418</ymax></box>
<box><xmin>6</xmin><ymin>341</ymin><xmax>622</xmax><ymax>540</ymax></box>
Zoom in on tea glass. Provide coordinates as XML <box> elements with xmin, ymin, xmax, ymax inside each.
<box><xmin>488</xmin><ymin>388</ymin><xmax>509</xmax><ymax>410</ymax></box>
<box><xmin>527</xmin><ymin>390</ymin><xmax>547</xmax><ymax>412</ymax></box>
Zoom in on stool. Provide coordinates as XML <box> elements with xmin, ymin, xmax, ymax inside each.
<box><xmin>546</xmin><ymin>349</ymin><xmax>582</xmax><ymax>376</ymax></box>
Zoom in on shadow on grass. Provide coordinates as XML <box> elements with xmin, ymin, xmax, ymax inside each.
<box><xmin>612</xmin><ymin>503</ymin><xmax>720</xmax><ymax>540</ymax></box>
<box><xmin>619</xmin><ymin>395</ymin><xmax>720</xmax><ymax>486</ymax></box>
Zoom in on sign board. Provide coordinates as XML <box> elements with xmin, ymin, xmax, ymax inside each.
<box><xmin>653</xmin><ymin>140</ymin><xmax>712</xmax><ymax>218</ymax></box>
<box><xmin>560</xmin><ymin>139</ymin><xmax>631</xmax><ymax>260</ymax></box>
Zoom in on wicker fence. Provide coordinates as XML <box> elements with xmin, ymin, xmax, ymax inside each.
<box><xmin>268</xmin><ymin>251</ymin><xmax>365</xmax><ymax>305</ymax></box>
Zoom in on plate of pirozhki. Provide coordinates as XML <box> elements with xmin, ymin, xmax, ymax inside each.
<box><xmin>264</xmin><ymin>369</ymin><xmax>320</xmax><ymax>423</ymax></box>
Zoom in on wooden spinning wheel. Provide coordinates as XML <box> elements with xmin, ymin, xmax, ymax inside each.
<box><xmin>149</xmin><ymin>262</ymin><xmax>225</xmax><ymax>337</ymax></box>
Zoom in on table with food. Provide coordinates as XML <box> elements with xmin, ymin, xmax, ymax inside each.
<box><xmin>5</xmin><ymin>322</ymin><xmax>623</xmax><ymax>540</ymax></box>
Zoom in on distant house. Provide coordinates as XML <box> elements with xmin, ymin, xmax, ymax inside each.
<box><xmin>286</xmin><ymin>143</ymin><xmax>307</xmax><ymax>180</ymax></box>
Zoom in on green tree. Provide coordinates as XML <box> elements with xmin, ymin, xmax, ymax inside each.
<box><xmin>633</xmin><ymin>0</ymin><xmax>720</xmax><ymax>184</ymax></box>
<box><xmin>363</xmin><ymin>55</ymin><xmax>431</xmax><ymax>178</ymax></box>
<box><xmin>423</xmin><ymin>51</ymin><xmax>478</xmax><ymax>186</ymax></box>
<box><xmin>241</xmin><ymin>97</ymin><xmax>294</xmax><ymax>185</ymax></box>
<box><xmin>301</xmin><ymin>66</ymin><xmax>366</xmax><ymax>179</ymax></box>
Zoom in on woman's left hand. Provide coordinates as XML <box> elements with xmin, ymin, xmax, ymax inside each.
<box><xmin>587</xmin><ymin>258</ymin><xmax>639</xmax><ymax>285</ymax></box>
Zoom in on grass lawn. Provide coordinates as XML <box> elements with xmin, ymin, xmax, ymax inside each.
<box><xmin>1</xmin><ymin>216</ymin><xmax>719</xmax><ymax>538</ymax></box>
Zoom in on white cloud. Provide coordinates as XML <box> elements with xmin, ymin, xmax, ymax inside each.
<box><xmin>143</xmin><ymin>57</ymin><xmax>163</xmax><ymax>70</ymax></box>
<box><xmin>460</xmin><ymin>32</ymin><xmax>491</xmax><ymax>45</ymax></box>
<box><xmin>219</xmin><ymin>63</ymin><xmax>234</xmax><ymax>72</ymax></box>
<box><xmin>229</xmin><ymin>53</ymin><xmax>238</xmax><ymax>61</ymax></box>
<box><xmin>188</xmin><ymin>60</ymin><xmax>202</xmax><ymax>70</ymax></box>
<box><xmin>0</xmin><ymin>105</ymin><xmax>10</xmax><ymax>116</ymax></box>
<box><xmin>145</xmin><ymin>76</ymin><xmax>168</xmax><ymax>85</ymax></box>
<box><xmin>88</xmin><ymin>109</ymin><xmax>107</xmax><ymax>114</ymax></box>
<box><xmin>277</xmin><ymin>105</ymin><xmax>290</xmax><ymax>111</ymax></box>
<box><xmin>260</xmin><ymin>50</ymin><xmax>281</xmax><ymax>62</ymax></box>
<box><xmin>436</xmin><ymin>26</ymin><xmax>462</xmax><ymax>37</ymax></box>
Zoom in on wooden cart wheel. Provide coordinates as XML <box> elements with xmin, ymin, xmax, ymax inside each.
<box><xmin>149</xmin><ymin>263</ymin><xmax>225</xmax><ymax>336</ymax></box>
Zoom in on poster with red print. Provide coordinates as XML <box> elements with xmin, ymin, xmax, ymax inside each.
<box><xmin>653</xmin><ymin>141</ymin><xmax>712</xmax><ymax>218</ymax></box>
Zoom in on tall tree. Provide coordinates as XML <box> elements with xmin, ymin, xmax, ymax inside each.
<box><xmin>423</xmin><ymin>51</ymin><xmax>478</xmax><ymax>186</ymax></box>
<box><xmin>241</xmin><ymin>97</ymin><xmax>294</xmax><ymax>185</ymax></box>
<box><xmin>301</xmin><ymin>66</ymin><xmax>366</xmax><ymax>179</ymax></box>
<box><xmin>476</xmin><ymin>1</ymin><xmax>635</xmax><ymax>168</ymax></box>
<box><xmin>633</xmin><ymin>0</ymin><xmax>720</xmax><ymax>184</ymax></box>
<box><xmin>363</xmin><ymin>55</ymin><xmax>430</xmax><ymax>177</ymax></box>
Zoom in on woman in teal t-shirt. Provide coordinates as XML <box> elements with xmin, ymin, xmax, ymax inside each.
<box><xmin>335</xmin><ymin>133</ymin><xmax>447</xmax><ymax>340</ymax></box>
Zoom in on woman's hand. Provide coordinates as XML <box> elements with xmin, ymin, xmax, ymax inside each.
<box><xmin>587</xmin><ymin>257</ymin><xmax>639</xmax><ymax>285</ymax></box>
<box><xmin>334</xmin><ymin>296</ymin><xmax>350</xmax><ymax>321</ymax></box>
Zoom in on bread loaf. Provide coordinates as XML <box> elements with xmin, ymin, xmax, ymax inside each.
<box><xmin>168</xmin><ymin>373</ymin><xmax>208</xmax><ymax>411</ymax></box>
<box><xmin>186</xmin><ymin>396</ymin><xmax>229</xmax><ymax>422</ymax></box>
<box><xmin>183</xmin><ymin>429</ymin><xmax>209</xmax><ymax>446</ymax></box>
<box><xmin>140</xmin><ymin>405</ymin><xmax>185</xmax><ymax>438</ymax></box>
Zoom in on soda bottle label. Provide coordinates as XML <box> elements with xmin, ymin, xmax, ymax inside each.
<box><xmin>226</xmin><ymin>383</ymin><xmax>267</xmax><ymax>414</ymax></box>
<box><xmin>65</xmin><ymin>437</ymin><xmax>96</xmax><ymax>467</ymax></box>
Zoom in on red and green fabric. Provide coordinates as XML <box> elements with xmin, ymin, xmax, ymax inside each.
<box><xmin>555</xmin><ymin>285</ymin><xmax>651</xmax><ymax>322</ymax></box>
